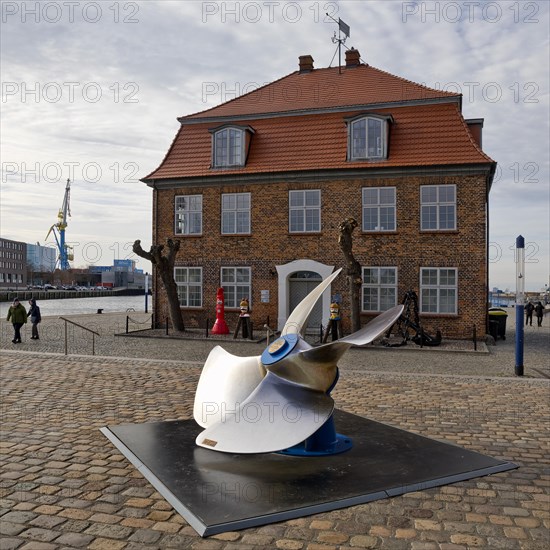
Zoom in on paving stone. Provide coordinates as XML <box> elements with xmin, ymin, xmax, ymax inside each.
<box><xmin>0</xmin><ymin>521</ymin><xmax>26</xmax><ymax>536</ymax></box>
<box><xmin>211</xmin><ymin>531</ymin><xmax>241</xmax><ymax>541</ymax></box>
<box><xmin>157</xmin><ymin>533</ymin><xmax>196</xmax><ymax>547</ymax></box>
<box><xmin>151</xmin><ymin>521</ymin><xmax>181</xmax><ymax>533</ymax></box>
<box><xmin>1</xmin><ymin>511</ymin><xmax>38</xmax><ymax>524</ymax></box>
<box><xmin>19</xmin><ymin>527</ymin><xmax>61</xmax><ymax>542</ymax></box>
<box><xmin>146</xmin><ymin>510</ymin><xmax>172</xmax><ymax>522</ymax></box>
<box><xmin>240</xmin><ymin>533</ymin><xmax>275</xmax><ymax>545</ymax></box>
<box><xmin>12</xmin><ymin>503</ymin><xmax>37</xmax><ymax>512</ymax></box>
<box><xmin>87</xmin><ymin>538</ymin><xmax>127</xmax><ymax>550</ymax></box>
<box><xmin>128</xmin><ymin>527</ymin><xmax>163</xmax><ymax>544</ymax></box>
<box><xmin>120</xmin><ymin>517</ymin><xmax>154</xmax><ymax>529</ymax></box>
<box><xmin>18</xmin><ymin>542</ymin><xmax>58</xmax><ymax>550</ymax></box>
<box><xmin>84</xmin><ymin>522</ymin><xmax>133</xmax><ymax>539</ymax></box>
<box><xmin>88</xmin><ymin>512</ymin><xmax>124</xmax><ymax>524</ymax></box>
<box><xmin>57</xmin><ymin>508</ymin><xmax>93</xmax><ymax>521</ymax></box>
<box><xmin>0</xmin><ymin>538</ymin><xmax>24</xmax><ymax>550</ymax></box>
<box><xmin>349</xmin><ymin>535</ymin><xmax>379</xmax><ymax>548</ymax></box>
<box><xmin>317</xmin><ymin>530</ymin><xmax>349</xmax><ymax>544</ymax></box>
<box><xmin>57</xmin><ymin>519</ymin><xmax>90</xmax><ymax>533</ymax></box>
<box><xmin>28</xmin><ymin>515</ymin><xmax>66</xmax><ymax>530</ymax></box>
<box><xmin>450</xmin><ymin>533</ymin><xmax>486</xmax><ymax>546</ymax></box>
<box><xmin>275</xmin><ymin>540</ymin><xmax>304</xmax><ymax>549</ymax></box>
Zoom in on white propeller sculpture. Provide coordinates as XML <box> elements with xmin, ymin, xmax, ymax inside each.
<box><xmin>193</xmin><ymin>268</ymin><xmax>403</xmax><ymax>454</ymax></box>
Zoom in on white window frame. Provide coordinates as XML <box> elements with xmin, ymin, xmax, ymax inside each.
<box><xmin>349</xmin><ymin>116</ymin><xmax>387</xmax><ymax>160</ymax></box>
<box><xmin>420</xmin><ymin>185</ymin><xmax>457</xmax><ymax>231</ymax></box>
<box><xmin>289</xmin><ymin>190</ymin><xmax>321</xmax><ymax>233</ymax></box>
<box><xmin>362</xmin><ymin>187</ymin><xmax>396</xmax><ymax>232</ymax></box>
<box><xmin>221</xmin><ymin>267</ymin><xmax>251</xmax><ymax>308</ymax></box>
<box><xmin>174</xmin><ymin>267</ymin><xmax>203</xmax><ymax>307</ymax></box>
<box><xmin>175</xmin><ymin>195</ymin><xmax>202</xmax><ymax>235</ymax></box>
<box><xmin>420</xmin><ymin>267</ymin><xmax>457</xmax><ymax>314</ymax></box>
<box><xmin>221</xmin><ymin>193</ymin><xmax>251</xmax><ymax>235</ymax></box>
<box><xmin>362</xmin><ymin>267</ymin><xmax>398</xmax><ymax>312</ymax></box>
<box><xmin>213</xmin><ymin>127</ymin><xmax>244</xmax><ymax>168</ymax></box>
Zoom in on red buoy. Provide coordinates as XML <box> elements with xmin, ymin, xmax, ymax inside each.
<box><xmin>211</xmin><ymin>287</ymin><xmax>229</xmax><ymax>334</ymax></box>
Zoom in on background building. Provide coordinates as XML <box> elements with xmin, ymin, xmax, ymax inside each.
<box><xmin>90</xmin><ymin>260</ymin><xmax>150</xmax><ymax>289</ymax></box>
<box><xmin>27</xmin><ymin>243</ymin><xmax>57</xmax><ymax>272</ymax></box>
<box><xmin>142</xmin><ymin>51</ymin><xmax>496</xmax><ymax>339</ymax></box>
<box><xmin>0</xmin><ymin>238</ymin><xmax>26</xmax><ymax>289</ymax></box>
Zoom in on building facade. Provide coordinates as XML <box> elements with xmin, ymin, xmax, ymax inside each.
<box><xmin>0</xmin><ymin>238</ymin><xmax>27</xmax><ymax>288</ymax></box>
<box><xmin>27</xmin><ymin>243</ymin><xmax>57</xmax><ymax>273</ymax></box>
<box><xmin>142</xmin><ymin>51</ymin><xmax>496</xmax><ymax>339</ymax></box>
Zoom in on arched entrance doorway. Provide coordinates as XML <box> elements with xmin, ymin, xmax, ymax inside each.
<box><xmin>275</xmin><ymin>260</ymin><xmax>335</xmax><ymax>331</ymax></box>
<box><xmin>288</xmin><ymin>271</ymin><xmax>323</xmax><ymax>333</ymax></box>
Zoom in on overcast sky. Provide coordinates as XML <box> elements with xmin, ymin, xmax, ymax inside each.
<box><xmin>1</xmin><ymin>0</ymin><xmax>549</xmax><ymax>292</ymax></box>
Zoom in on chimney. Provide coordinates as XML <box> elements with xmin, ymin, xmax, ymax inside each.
<box><xmin>299</xmin><ymin>55</ymin><xmax>314</xmax><ymax>73</ymax></box>
<box><xmin>345</xmin><ymin>48</ymin><xmax>361</xmax><ymax>68</ymax></box>
<box><xmin>466</xmin><ymin>119</ymin><xmax>484</xmax><ymax>149</ymax></box>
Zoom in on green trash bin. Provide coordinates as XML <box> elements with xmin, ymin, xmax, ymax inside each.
<box><xmin>488</xmin><ymin>308</ymin><xmax>508</xmax><ymax>340</ymax></box>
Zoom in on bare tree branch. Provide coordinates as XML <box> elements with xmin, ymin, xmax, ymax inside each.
<box><xmin>338</xmin><ymin>217</ymin><xmax>362</xmax><ymax>332</ymax></box>
<box><xmin>133</xmin><ymin>238</ymin><xmax>185</xmax><ymax>332</ymax></box>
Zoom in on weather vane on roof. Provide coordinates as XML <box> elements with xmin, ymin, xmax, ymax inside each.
<box><xmin>327</xmin><ymin>12</ymin><xmax>351</xmax><ymax>73</ymax></box>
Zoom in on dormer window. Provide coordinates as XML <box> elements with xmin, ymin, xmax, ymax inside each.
<box><xmin>210</xmin><ymin>125</ymin><xmax>254</xmax><ymax>168</ymax></box>
<box><xmin>347</xmin><ymin>114</ymin><xmax>391</xmax><ymax>161</ymax></box>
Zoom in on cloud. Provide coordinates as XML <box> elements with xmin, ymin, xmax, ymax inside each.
<box><xmin>1</xmin><ymin>0</ymin><xmax>548</xmax><ymax>289</ymax></box>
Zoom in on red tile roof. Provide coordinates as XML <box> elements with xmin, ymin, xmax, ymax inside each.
<box><xmin>184</xmin><ymin>64</ymin><xmax>460</xmax><ymax>120</ymax></box>
<box><xmin>144</xmin><ymin>64</ymin><xmax>493</xmax><ymax>182</ymax></box>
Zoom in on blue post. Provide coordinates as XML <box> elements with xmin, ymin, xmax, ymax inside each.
<box><xmin>515</xmin><ymin>305</ymin><xmax>524</xmax><ymax>376</ymax></box>
<box><xmin>145</xmin><ymin>272</ymin><xmax>149</xmax><ymax>313</ymax></box>
<box><xmin>515</xmin><ymin>236</ymin><xmax>525</xmax><ymax>376</ymax></box>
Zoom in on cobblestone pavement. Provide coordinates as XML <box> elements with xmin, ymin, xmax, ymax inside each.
<box><xmin>1</xmin><ymin>309</ymin><xmax>549</xmax><ymax>549</ymax></box>
<box><xmin>0</xmin><ymin>307</ymin><xmax>549</xmax><ymax>378</ymax></box>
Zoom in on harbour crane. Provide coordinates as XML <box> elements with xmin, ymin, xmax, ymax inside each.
<box><xmin>45</xmin><ymin>178</ymin><xmax>74</xmax><ymax>270</ymax></box>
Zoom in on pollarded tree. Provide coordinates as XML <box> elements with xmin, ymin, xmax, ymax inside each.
<box><xmin>133</xmin><ymin>239</ymin><xmax>185</xmax><ymax>332</ymax></box>
<box><xmin>338</xmin><ymin>217</ymin><xmax>362</xmax><ymax>333</ymax></box>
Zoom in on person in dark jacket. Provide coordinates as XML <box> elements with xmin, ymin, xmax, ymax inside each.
<box><xmin>535</xmin><ymin>301</ymin><xmax>544</xmax><ymax>327</ymax></box>
<box><xmin>6</xmin><ymin>297</ymin><xmax>27</xmax><ymax>343</ymax></box>
<box><xmin>525</xmin><ymin>301</ymin><xmax>535</xmax><ymax>326</ymax></box>
<box><xmin>28</xmin><ymin>298</ymin><xmax>41</xmax><ymax>339</ymax></box>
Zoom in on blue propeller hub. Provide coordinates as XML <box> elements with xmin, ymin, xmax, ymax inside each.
<box><xmin>261</xmin><ymin>334</ymin><xmax>299</xmax><ymax>366</ymax></box>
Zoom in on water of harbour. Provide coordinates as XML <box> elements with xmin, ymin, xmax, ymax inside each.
<box><xmin>0</xmin><ymin>294</ymin><xmax>151</xmax><ymax>317</ymax></box>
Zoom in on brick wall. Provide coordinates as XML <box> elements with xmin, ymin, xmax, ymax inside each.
<box><xmin>151</xmin><ymin>172</ymin><xmax>488</xmax><ymax>340</ymax></box>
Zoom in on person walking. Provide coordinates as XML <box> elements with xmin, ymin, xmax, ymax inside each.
<box><xmin>28</xmin><ymin>297</ymin><xmax>41</xmax><ymax>339</ymax></box>
<box><xmin>6</xmin><ymin>297</ymin><xmax>27</xmax><ymax>343</ymax></box>
<box><xmin>535</xmin><ymin>301</ymin><xmax>544</xmax><ymax>327</ymax></box>
<box><xmin>525</xmin><ymin>301</ymin><xmax>535</xmax><ymax>326</ymax></box>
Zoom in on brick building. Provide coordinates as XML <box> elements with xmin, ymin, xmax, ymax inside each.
<box><xmin>142</xmin><ymin>50</ymin><xmax>496</xmax><ymax>339</ymax></box>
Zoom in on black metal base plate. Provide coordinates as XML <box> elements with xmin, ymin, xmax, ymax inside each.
<box><xmin>101</xmin><ymin>410</ymin><xmax>517</xmax><ymax>537</ymax></box>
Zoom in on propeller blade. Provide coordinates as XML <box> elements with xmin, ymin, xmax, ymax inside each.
<box><xmin>193</xmin><ymin>346</ymin><xmax>266</xmax><ymax>428</ymax></box>
<box><xmin>282</xmin><ymin>268</ymin><xmax>342</xmax><ymax>336</ymax></box>
<box><xmin>195</xmin><ymin>372</ymin><xmax>334</xmax><ymax>454</ymax></box>
<box><xmin>265</xmin><ymin>305</ymin><xmax>404</xmax><ymax>391</ymax></box>
<box><xmin>327</xmin><ymin>304</ymin><xmax>404</xmax><ymax>346</ymax></box>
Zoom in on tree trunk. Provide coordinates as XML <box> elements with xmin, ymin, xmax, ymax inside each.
<box><xmin>338</xmin><ymin>218</ymin><xmax>362</xmax><ymax>333</ymax></box>
<box><xmin>133</xmin><ymin>239</ymin><xmax>185</xmax><ymax>332</ymax></box>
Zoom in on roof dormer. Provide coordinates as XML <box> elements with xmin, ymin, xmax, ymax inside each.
<box><xmin>345</xmin><ymin>113</ymin><xmax>393</xmax><ymax>161</ymax></box>
<box><xmin>209</xmin><ymin>124</ymin><xmax>255</xmax><ymax>169</ymax></box>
